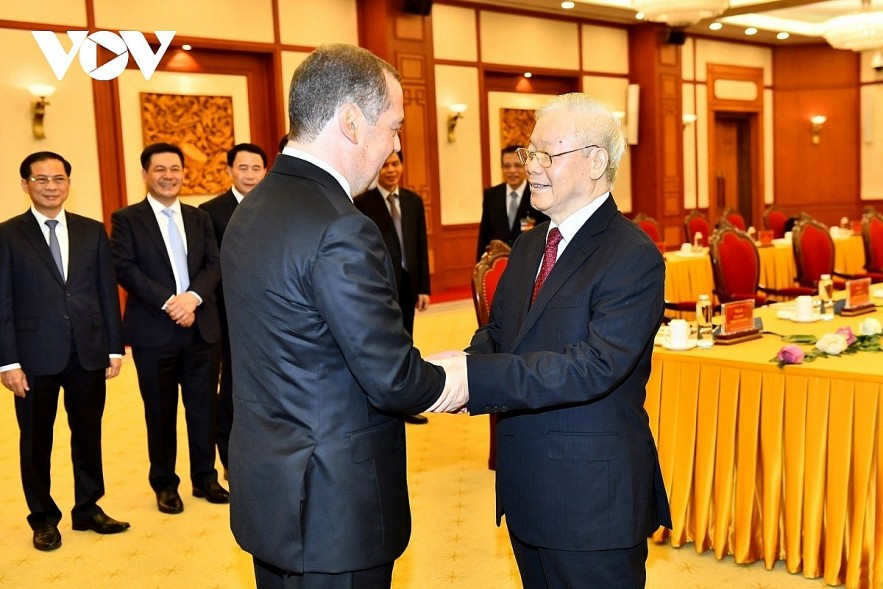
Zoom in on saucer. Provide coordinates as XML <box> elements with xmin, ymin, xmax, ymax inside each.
<box><xmin>791</xmin><ymin>313</ymin><xmax>820</xmax><ymax>323</ymax></box>
<box><xmin>662</xmin><ymin>338</ymin><xmax>697</xmax><ymax>351</ymax></box>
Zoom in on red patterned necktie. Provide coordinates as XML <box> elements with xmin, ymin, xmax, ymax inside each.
<box><xmin>531</xmin><ymin>227</ymin><xmax>562</xmax><ymax>304</ymax></box>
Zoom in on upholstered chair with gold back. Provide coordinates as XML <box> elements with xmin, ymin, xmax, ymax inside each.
<box><xmin>472</xmin><ymin>239</ymin><xmax>510</xmax><ymax>470</ymax></box>
<box><xmin>721</xmin><ymin>207</ymin><xmax>747</xmax><ymax>231</ymax></box>
<box><xmin>684</xmin><ymin>209</ymin><xmax>711</xmax><ymax>247</ymax></box>
<box><xmin>792</xmin><ymin>215</ymin><xmax>879</xmax><ymax>290</ymax></box>
<box><xmin>710</xmin><ymin>220</ymin><xmax>812</xmax><ymax>305</ymax></box>
<box><xmin>633</xmin><ymin>212</ymin><xmax>662</xmax><ymax>244</ymax></box>
<box><xmin>860</xmin><ymin>208</ymin><xmax>883</xmax><ymax>280</ymax></box>
<box><xmin>763</xmin><ymin>204</ymin><xmax>788</xmax><ymax>239</ymax></box>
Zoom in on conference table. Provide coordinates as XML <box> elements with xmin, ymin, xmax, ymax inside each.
<box><xmin>647</xmin><ymin>295</ymin><xmax>883</xmax><ymax>588</ymax></box>
<box><xmin>663</xmin><ymin>234</ymin><xmax>867</xmax><ymax>309</ymax></box>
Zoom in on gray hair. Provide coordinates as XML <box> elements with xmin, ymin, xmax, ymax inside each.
<box><xmin>535</xmin><ymin>93</ymin><xmax>627</xmax><ymax>185</ymax></box>
<box><xmin>288</xmin><ymin>44</ymin><xmax>402</xmax><ymax>142</ymax></box>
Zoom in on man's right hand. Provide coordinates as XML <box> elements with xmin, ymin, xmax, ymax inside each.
<box><xmin>1</xmin><ymin>368</ymin><xmax>30</xmax><ymax>398</ymax></box>
<box><xmin>425</xmin><ymin>352</ymin><xmax>469</xmax><ymax>413</ymax></box>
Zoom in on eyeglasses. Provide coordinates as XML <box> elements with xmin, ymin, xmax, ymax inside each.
<box><xmin>28</xmin><ymin>175</ymin><xmax>69</xmax><ymax>186</ymax></box>
<box><xmin>515</xmin><ymin>145</ymin><xmax>599</xmax><ymax>169</ymax></box>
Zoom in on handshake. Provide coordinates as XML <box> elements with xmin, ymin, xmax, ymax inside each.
<box><xmin>424</xmin><ymin>351</ymin><xmax>469</xmax><ymax>414</ymax></box>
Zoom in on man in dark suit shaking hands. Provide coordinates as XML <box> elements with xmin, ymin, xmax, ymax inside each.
<box><xmin>0</xmin><ymin>152</ymin><xmax>129</xmax><ymax>551</ymax></box>
<box><xmin>221</xmin><ymin>44</ymin><xmax>468</xmax><ymax>589</ymax></box>
<box><xmin>354</xmin><ymin>152</ymin><xmax>432</xmax><ymax>425</ymax></box>
<box><xmin>476</xmin><ymin>144</ymin><xmax>548</xmax><ymax>260</ymax></box>
<box><xmin>199</xmin><ymin>142</ymin><xmax>267</xmax><ymax>476</ymax></box>
<box><xmin>110</xmin><ymin>143</ymin><xmax>228</xmax><ymax>515</ymax></box>
<box><xmin>456</xmin><ymin>94</ymin><xmax>672</xmax><ymax>588</ymax></box>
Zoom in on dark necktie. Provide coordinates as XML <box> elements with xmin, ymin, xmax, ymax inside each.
<box><xmin>387</xmin><ymin>193</ymin><xmax>407</xmax><ymax>271</ymax></box>
<box><xmin>45</xmin><ymin>219</ymin><xmax>64</xmax><ymax>281</ymax></box>
<box><xmin>508</xmin><ymin>190</ymin><xmax>519</xmax><ymax>229</ymax></box>
<box><xmin>531</xmin><ymin>227</ymin><xmax>562</xmax><ymax>304</ymax></box>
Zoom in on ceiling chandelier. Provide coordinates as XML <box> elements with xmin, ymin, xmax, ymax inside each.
<box><xmin>632</xmin><ymin>0</ymin><xmax>729</xmax><ymax>27</ymax></box>
<box><xmin>824</xmin><ymin>0</ymin><xmax>883</xmax><ymax>51</ymax></box>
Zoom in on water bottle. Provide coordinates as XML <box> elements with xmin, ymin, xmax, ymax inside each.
<box><xmin>696</xmin><ymin>294</ymin><xmax>714</xmax><ymax>348</ymax></box>
<box><xmin>818</xmin><ymin>274</ymin><xmax>834</xmax><ymax>321</ymax></box>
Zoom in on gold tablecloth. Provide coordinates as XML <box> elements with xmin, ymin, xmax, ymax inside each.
<box><xmin>647</xmin><ymin>302</ymin><xmax>883</xmax><ymax>588</ymax></box>
<box><xmin>664</xmin><ymin>237</ymin><xmax>867</xmax><ymax>305</ymax></box>
<box><xmin>835</xmin><ymin>235</ymin><xmax>866</xmax><ymax>275</ymax></box>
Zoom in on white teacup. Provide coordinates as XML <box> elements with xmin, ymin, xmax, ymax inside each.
<box><xmin>667</xmin><ymin>319</ymin><xmax>691</xmax><ymax>348</ymax></box>
<box><xmin>680</xmin><ymin>243</ymin><xmax>692</xmax><ymax>254</ymax></box>
<box><xmin>795</xmin><ymin>295</ymin><xmax>814</xmax><ymax>321</ymax></box>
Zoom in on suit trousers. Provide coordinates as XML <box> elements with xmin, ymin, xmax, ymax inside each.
<box><xmin>254</xmin><ymin>557</ymin><xmax>394</xmax><ymax>589</ymax></box>
<box><xmin>14</xmin><ymin>345</ymin><xmax>106</xmax><ymax>529</ymax></box>
<box><xmin>216</xmin><ymin>313</ymin><xmax>233</xmax><ymax>470</ymax></box>
<box><xmin>509</xmin><ymin>529</ymin><xmax>648</xmax><ymax>589</ymax></box>
<box><xmin>131</xmin><ymin>325</ymin><xmax>220</xmax><ymax>491</ymax></box>
<box><xmin>398</xmin><ymin>268</ymin><xmax>415</xmax><ymax>336</ymax></box>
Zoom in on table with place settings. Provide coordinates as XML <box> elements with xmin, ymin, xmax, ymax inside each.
<box><xmin>646</xmin><ymin>294</ymin><xmax>883</xmax><ymax>589</ymax></box>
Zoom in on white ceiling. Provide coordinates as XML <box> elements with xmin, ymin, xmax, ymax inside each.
<box><xmin>456</xmin><ymin>0</ymin><xmax>878</xmax><ymax>45</ymax></box>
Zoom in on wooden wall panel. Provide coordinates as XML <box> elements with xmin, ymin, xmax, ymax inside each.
<box><xmin>773</xmin><ymin>45</ymin><xmax>860</xmax><ymax>227</ymax></box>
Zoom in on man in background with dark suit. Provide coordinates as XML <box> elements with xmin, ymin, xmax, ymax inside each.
<box><xmin>354</xmin><ymin>151</ymin><xmax>430</xmax><ymax>334</ymax></box>
<box><xmin>354</xmin><ymin>151</ymin><xmax>432</xmax><ymax>425</ymax></box>
<box><xmin>454</xmin><ymin>94</ymin><xmax>672</xmax><ymax>588</ymax></box>
<box><xmin>110</xmin><ymin>142</ymin><xmax>228</xmax><ymax>516</ymax></box>
<box><xmin>199</xmin><ymin>143</ymin><xmax>267</xmax><ymax>477</ymax></box>
<box><xmin>221</xmin><ymin>43</ymin><xmax>467</xmax><ymax>589</ymax></box>
<box><xmin>0</xmin><ymin>151</ymin><xmax>129</xmax><ymax>551</ymax></box>
<box><xmin>476</xmin><ymin>144</ymin><xmax>548</xmax><ymax>260</ymax></box>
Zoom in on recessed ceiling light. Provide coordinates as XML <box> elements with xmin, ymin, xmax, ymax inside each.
<box><xmin>524</xmin><ymin>72</ymin><xmax>533</xmax><ymax>78</ymax></box>
<box><xmin>777</xmin><ymin>32</ymin><xmax>790</xmax><ymax>40</ymax></box>
<box><xmin>635</xmin><ymin>12</ymin><xmax>645</xmax><ymax>20</ymax></box>
<box><xmin>745</xmin><ymin>27</ymin><xmax>758</xmax><ymax>36</ymax></box>
<box><xmin>561</xmin><ymin>1</ymin><xmax>575</xmax><ymax>8</ymax></box>
<box><xmin>182</xmin><ymin>44</ymin><xmax>192</xmax><ymax>51</ymax></box>
<box><xmin>709</xmin><ymin>22</ymin><xmax>722</xmax><ymax>31</ymax></box>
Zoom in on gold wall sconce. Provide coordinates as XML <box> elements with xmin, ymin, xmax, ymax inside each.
<box><xmin>447</xmin><ymin>103</ymin><xmax>467</xmax><ymax>143</ymax></box>
<box><xmin>810</xmin><ymin>115</ymin><xmax>827</xmax><ymax>145</ymax></box>
<box><xmin>682</xmin><ymin>113</ymin><xmax>698</xmax><ymax>128</ymax></box>
<box><xmin>29</xmin><ymin>84</ymin><xmax>56</xmax><ymax>140</ymax></box>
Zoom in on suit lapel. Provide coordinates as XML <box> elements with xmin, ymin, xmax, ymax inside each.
<box><xmin>19</xmin><ymin>212</ymin><xmax>65</xmax><ymax>286</ymax></box>
<box><xmin>137</xmin><ymin>199</ymin><xmax>175</xmax><ymax>277</ymax></box>
<box><xmin>511</xmin><ymin>197</ymin><xmax>617</xmax><ymax>350</ymax></box>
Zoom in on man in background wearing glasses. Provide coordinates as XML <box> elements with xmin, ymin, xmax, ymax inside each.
<box><xmin>452</xmin><ymin>94</ymin><xmax>672</xmax><ymax>588</ymax></box>
<box><xmin>0</xmin><ymin>152</ymin><xmax>129</xmax><ymax>552</ymax></box>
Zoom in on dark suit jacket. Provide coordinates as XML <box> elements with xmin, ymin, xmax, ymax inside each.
<box><xmin>476</xmin><ymin>182</ymin><xmax>548</xmax><ymax>260</ymax></box>
<box><xmin>198</xmin><ymin>189</ymin><xmax>237</xmax><ymax>322</ymax></box>
<box><xmin>221</xmin><ymin>155</ymin><xmax>445</xmax><ymax>574</ymax></box>
<box><xmin>465</xmin><ymin>196</ymin><xmax>672</xmax><ymax>552</ymax></box>
<box><xmin>199</xmin><ymin>189</ymin><xmax>238</xmax><ymax>248</ymax></box>
<box><xmin>110</xmin><ymin>198</ymin><xmax>221</xmax><ymax>347</ymax></box>
<box><xmin>0</xmin><ymin>210</ymin><xmax>123</xmax><ymax>375</ymax></box>
<box><xmin>353</xmin><ymin>187</ymin><xmax>430</xmax><ymax>301</ymax></box>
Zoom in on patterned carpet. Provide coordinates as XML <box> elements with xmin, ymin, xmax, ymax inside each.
<box><xmin>0</xmin><ymin>300</ymin><xmax>830</xmax><ymax>588</ymax></box>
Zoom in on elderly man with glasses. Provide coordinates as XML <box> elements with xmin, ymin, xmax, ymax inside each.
<box><xmin>448</xmin><ymin>93</ymin><xmax>672</xmax><ymax>588</ymax></box>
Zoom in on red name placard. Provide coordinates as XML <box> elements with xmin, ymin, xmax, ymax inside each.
<box><xmin>721</xmin><ymin>299</ymin><xmax>755</xmax><ymax>335</ymax></box>
<box><xmin>846</xmin><ymin>277</ymin><xmax>871</xmax><ymax>309</ymax></box>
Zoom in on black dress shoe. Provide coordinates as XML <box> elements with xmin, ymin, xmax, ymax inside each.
<box><xmin>33</xmin><ymin>524</ymin><xmax>61</xmax><ymax>551</ymax></box>
<box><xmin>156</xmin><ymin>489</ymin><xmax>184</xmax><ymax>514</ymax></box>
<box><xmin>72</xmin><ymin>512</ymin><xmax>130</xmax><ymax>534</ymax></box>
<box><xmin>193</xmin><ymin>480</ymin><xmax>229</xmax><ymax>504</ymax></box>
<box><xmin>404</xmin><ymin>414</ymin><xmax>429</xmax><ymax>424</ymax></box>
